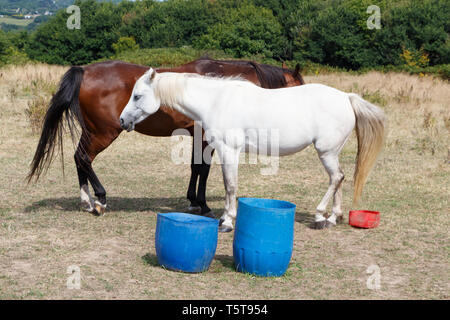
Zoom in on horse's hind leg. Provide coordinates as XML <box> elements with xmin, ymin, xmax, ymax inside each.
<box><xmin>314</xmin><ymin>152</ymin><xmax>344</xmax><ymax>229</ymax></box>
<box><xmin>196</xmin><ymin>161</ymin><xmax>213</xmax><ymax>217</ymax></box>
<box><xmin>75</xmin><ymin>132</ymin><xmax>116</xmax><ymax>216</ymax></box>
<box><xmin>332</xmin><ymin>181</ymin><xmax>345</xmax><ymax>224</ymax></box>
<box><xmin>187</xmin><ymin>167</ymin><xmax>201</xmax><ymax>213</ymax></box>
<box><xmin>75</xmin><ymin>147</ymin><xmax>94</xmax><ymax>213</ymax></box>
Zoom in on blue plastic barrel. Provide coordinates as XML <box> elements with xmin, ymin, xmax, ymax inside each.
<box><xmin>233</xmin><ymin>198</ymin><xmax>296</xmax><ymax>277</ymax></box>
<box><xmin>155</xmin><ymin>213</ymin><xmax>219</xmax><ymax>273</ymax></box>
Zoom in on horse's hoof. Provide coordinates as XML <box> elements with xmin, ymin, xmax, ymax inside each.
<box><xmin>336</xmin><ymin>215</ymin><xmax>344</xmax><ymax>224</ymax></box>
<box><xmin>313</xmin><ymin>220</ymin><xmax>327</xmax><ymax>230</ymax></box>
<box><xmin>94</xmin><ymin>201</ymin><xmax>106</xmax><ymax>216</ymax></box>
<box><xmin>218</xmin><ymin>218</ymin><xmax>233</xmax><ymax>233</ymax></box>
<box><xmin>219</xmin><ymin>225</ymin><xmax>233</xmax><ymax>233</ymax></box>
<box><xmin>187</xmin><ymin>206</ymin><xmax>202</xmax><ymax>214</ymax></box>
<box><xmin>80</xmin><ymin>202</ymin><xmax>94</xmax><ymax>213</ymax></box>
<box><xmin>201</xmin><ymin>210</ymin><xmax>216</xmax><ymax>219</ymax></box>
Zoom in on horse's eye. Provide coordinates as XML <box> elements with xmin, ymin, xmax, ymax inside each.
<box><xmin>134</xmin><ymin>95</ymin><xmax>142</xmax><ymax>101</ymax></box>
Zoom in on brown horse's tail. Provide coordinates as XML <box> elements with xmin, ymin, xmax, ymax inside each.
<box><xmin>348</xmin><ymin>94</ymin><xmax>386</xmax><ymax>204</ymax></box>
<box><xmin>27</xmin><ymin>66</ymin><xmax>86</xmax><ymax>183</ymax></box>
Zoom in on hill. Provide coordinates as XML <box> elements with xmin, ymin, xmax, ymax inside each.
<box><xmin>0</xmin><ymin>0</ymin><xmax>121</xmax><ymax>15</ymax></box>
<box><xmin>0</xmin><ymin>0</ymin><xmax>73</xmax><ymax>14</ymax></box>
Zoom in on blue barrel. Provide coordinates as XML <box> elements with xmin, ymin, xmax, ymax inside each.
<box><xmin>155</xmin><ymin>213</ymin><xmax>219</xmax><ymax>273</ymax></box>
<box><xmin>233</xmin><ymin>198</ymin><xmax>296</xmax><ymax>277</ymax></box>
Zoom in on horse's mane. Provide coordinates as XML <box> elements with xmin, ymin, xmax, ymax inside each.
<box><xmin>248</xmin><ymin>62</ymin><xmax>288</xmax><ymax>89</ymax></box>
<box><xmin>196</xmin><ymin>56</ymin><xmax>294</xmax><ymax>89</ymax></box>
<box><xmin>154</xmin><ymin>72</ymin><xmax>251</xmax><ymax>107</ymax></box>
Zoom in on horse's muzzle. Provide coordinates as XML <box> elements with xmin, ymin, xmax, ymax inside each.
<box><xmin>119</xmin><ymin>117</ymin><xmax>133</xmax><ymax>132</ymax></box>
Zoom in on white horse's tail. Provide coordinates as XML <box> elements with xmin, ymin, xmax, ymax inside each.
<box><xmin>348</xmin><ymin>93</ymin><xmax>386</xmax><ymax>204</ymax></box>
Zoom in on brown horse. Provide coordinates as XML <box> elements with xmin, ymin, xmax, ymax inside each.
<box><xmin>27</xmin><ymin>57</ymin><xmax>304</xmax><ymax>216</ymax></box>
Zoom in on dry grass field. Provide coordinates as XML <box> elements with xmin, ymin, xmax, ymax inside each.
<box><xmin>0</xmin><ymin>64</ymin><xmax>448</xmax><ymax>299</ymax></box>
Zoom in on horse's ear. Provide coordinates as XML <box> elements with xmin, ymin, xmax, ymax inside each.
<box><xmin>146</xmin><ymin>68</ymin><xmax>156</xmax><ymax>83</ymax></box>
<box><xmin>150</xmin><ymin>69</ymin><xmax>156</xmax><ymax>81</ymax></box>
<box><xmin>293</xmin><ymin>64</ymin><xmax>301</xmax><ymax>77</ymax></box>
<box><xmin>292</xmin><ymin>64</ymin><xmax>305</xmax><ymax>85</ymax></box>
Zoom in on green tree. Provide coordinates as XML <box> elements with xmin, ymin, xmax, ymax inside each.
<box><xmin>26</xmin><ymin>0</ymin><xmax>123</xmax><ymax>65</ymax></box>
<box><xmin>375</xmin><ymin>0</ymin><xmax>450</xmax><ymax>66</ymax></box>
<box><xmin>288</xmin><ymin>0</ymin><xmax>449</xmax><ymax>69</ymax></box>
<box><xmin>194</xmin><ymin>4</ymin><xmax>286</xmax><ymax>59</ymax></box>
<box><xmin>0</xmin><ymin>29</ymin><xmax>29</xmax><ymax>66</ymax></box>
<box><xmin>0</xmin><ymin>30</ymin><xmax>10</xmax><ymax>66</ymax></box>
<box><xmin>120</xmin><ymin>0</ymin><xmax>221</xmax><ymax>49</ymax></box>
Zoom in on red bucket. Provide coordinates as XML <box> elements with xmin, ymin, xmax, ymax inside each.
<box><xmin>349</xmin><ymin>210</ymin><xmax>380</xmax><ymax>229</ymax></box>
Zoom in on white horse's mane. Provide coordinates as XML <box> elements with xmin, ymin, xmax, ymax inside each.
<box><xmin>153</xmin><ymin>72</ymin><xmax>253</xmax><ymax>107</ymax></box>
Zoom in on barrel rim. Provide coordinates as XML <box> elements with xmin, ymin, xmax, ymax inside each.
<box><xmin>157</xmin><ymin>212</ymin><xmax>219</xmax><ymax>225</ymax></box>
<box><xmin>238</xmin><ymin>197</ymin><xmax>296</xmax><ymax>211</ymax></box>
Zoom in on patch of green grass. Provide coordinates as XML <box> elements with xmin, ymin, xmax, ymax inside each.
<box><xmin>25</xmin><ymin>289</ymin><xmax>45</xmax><ymax>298</ymax></box>
<box><xmin>0</xmin><ymin>17</ymin><xmax>33</xmax><ymax>26</ymax></box>
<box><xmin>362</xmin><ymin>89</ymin><xmax>388</xmax><ymax>107</ymax></box>
<box><xmin>99</xmin><ymin>279</ymin><xmax>114</xmax><ymax>292</ymax></box>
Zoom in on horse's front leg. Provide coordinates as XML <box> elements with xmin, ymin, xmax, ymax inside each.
<box><xmin>195</xmin><ymin>141</ymin><xmax>214</xmax><ymax>217</ymax></box>
<box><xmin>217</xmin><ymin>146</ymin><xmax>241</xmax><ymax>233</ymax></box>
<box><xmin>186</xmin><ymin>137</ymin><xmax>201</xmax><ymax>213</ymax></box>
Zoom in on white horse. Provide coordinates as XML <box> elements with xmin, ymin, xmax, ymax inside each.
<box><xmin>120</xmin><ymin>69</ymin><xmax>386</xmax><ymax>232</ymax></box>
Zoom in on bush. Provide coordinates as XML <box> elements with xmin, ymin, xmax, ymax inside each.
<box><xmin>24</xmin><ymin>78</ymin><xmax>58</xmax><ymax>134</ymax></box>
<box><xmin>25</xmin><ymin>95</ymin><xmax>49</xmax><ymax>134</ymax></box>
<box><xmin>112</xmin><ymin>37</ymin><xmax>139</xmax><ymax>54</ymax></box>
<box><xmin>288</xmin><ymin>0</ymin><xmax>449</xmax><ymax>69</ymax></box>
<box><xmin>0</xmin><ymin>30</ymin><xmax>30</xmax><ymax>66</ymax></box>
<box><xmin>377</xmin><ymin>0</ymin><xmax>450</xmax><ymax>66</ymax></box>
<box><xmin>2</xmin><ymin>0</ymin><xmax>447</xmax><ymax>71</ymax></box>
<box><xmin>26</xmin><ymin>0</ymin><xmax>124</xmax><ymax>65</ymax></box>
<box><xmin>109</xmin><ymin>47</ymin><xmax>232</xmax><ymax>67</ymax></box>
<box><xmin>120</xmin><ymin>0</ymin><xmax>221</xmax><ymax>49</ymax></box>
<box><xmin>194</xmin><ymin>4</ymin><xmax>286</xmax><ymax>59</ymax></box>
<box><xmin>0</xmin><ymin>30</ymin><xmax>9</xmax><ymax>66</ymax></box>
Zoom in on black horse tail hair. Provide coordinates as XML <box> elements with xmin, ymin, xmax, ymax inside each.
<box><xmin>27</xmin><ymin>66</ymin><xmax>87</xmax><ymax>183</ymax></box>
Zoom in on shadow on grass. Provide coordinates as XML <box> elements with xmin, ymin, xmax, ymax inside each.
<box><xmin>142</xmin><ymin>253</ymin><xmax>159</xmax><ymax>267</ymax></box>
<box><xmin>24</xmin><ymin>197</ymin><xmax>318</xmax><ymax>229</ymax></box>
<box><xmin>24</xmin><ymin>196</ymin><xmax>224</xmax><ymax>214</ymax></box>
<box><xmin>142</xmin><ymin>252</ymin><xmax>235</xmax><ymax>274</ymax></box>
<box><xmin>209</xmin><ymin>255</ymin><xmax>235</xmax><ymax>273</ymax></box>
<box><xmin>295</xmin><ymin>211</ymin><xmax>317</xmax><ymax>229</ymax></box>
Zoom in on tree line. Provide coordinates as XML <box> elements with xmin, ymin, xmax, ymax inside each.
<box><xmin>0</xmin><ymin>0</ymin><xmax>449</xmax><ymax>72</ymax></box>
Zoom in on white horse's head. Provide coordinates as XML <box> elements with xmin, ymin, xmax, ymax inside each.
<box><xmin>120</xmin><ymin>68</ymin><xmax>160</xmax><ymax>132</ymax></box>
